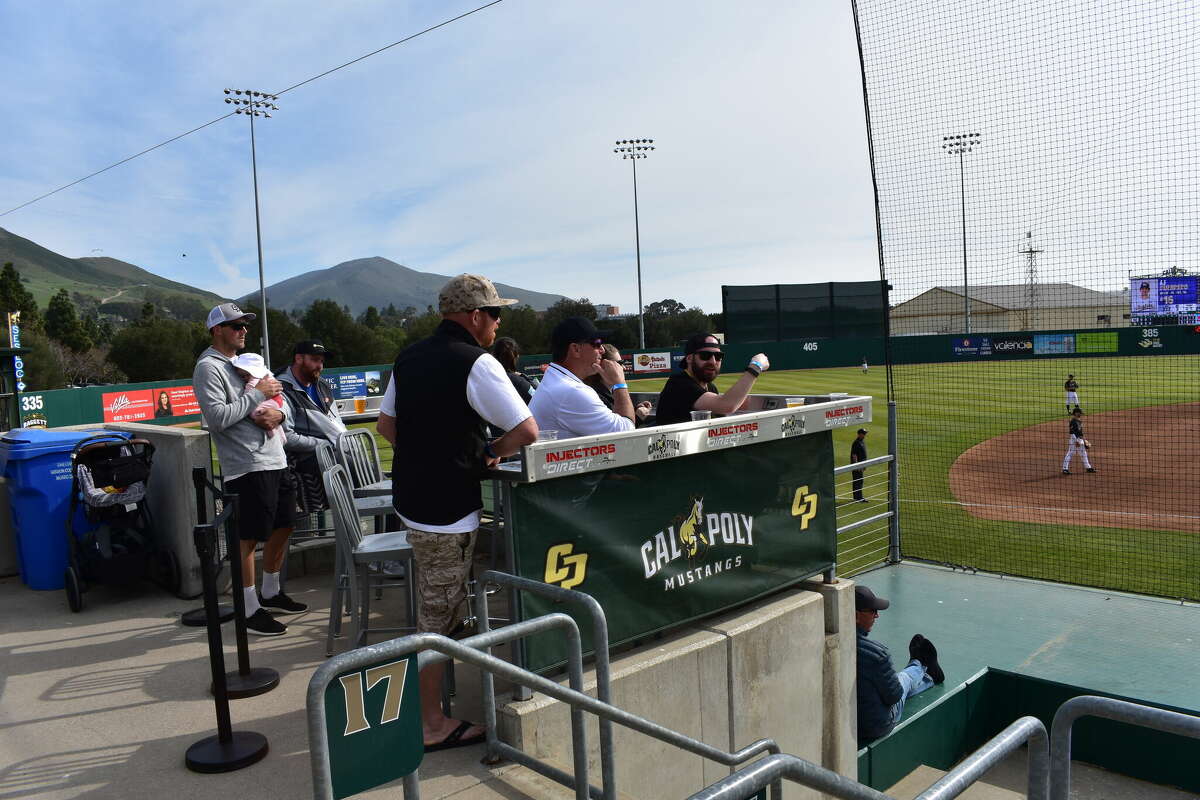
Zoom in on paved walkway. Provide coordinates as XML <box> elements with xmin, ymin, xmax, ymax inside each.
<box><xmin>0</xmin><ymin>566</ymin><xmax>547</xmax><ymax>800</ymax></box>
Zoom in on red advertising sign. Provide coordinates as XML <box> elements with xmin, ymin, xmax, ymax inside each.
<box><xmin>103</xmin><ymin>389</ymin><xmax>155</xmax><ymax>423</ymax></box>
<box><xmin>104</xmin><ymin>384</ymin><xmax>201</xmax><ymax>422</ymax></box>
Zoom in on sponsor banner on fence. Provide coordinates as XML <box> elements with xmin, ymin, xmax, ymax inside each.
<box><xmin>952</xmin><ymin>336</ymin><xmax>991</xmax><ymax>356</ymax></box>
<box><xmin>331</xmin><ymin>370</ymin><xmax>384</xmax><ymax>399</ymax></box>
<box><xmin>1034</xmin><ymin>334</ymin><xmax>1075</xmax><ymax>355</ymax></box>
<box><xmin>103</xmin><ymin>386</ymin><xmax>199</xmax><ymax>422</ymax></box>
<box><xmin>990</xmin><ymin>335</ymin><xmax>1034</xmax><ymax>354</ymax></box>
<box><xmin>632</xmin><ymin>352</ymin><xmax>672</xmax><ymax>372</ymax></box>
<box><xmin>510</xmin><ymin>434</ymin><xmax>835</xmax><ymax>673</ymax></box>
<box><xmin>1077</xmin><ymin>331</ymin><xmax>1119</xmax><ymax>353</ymax></box>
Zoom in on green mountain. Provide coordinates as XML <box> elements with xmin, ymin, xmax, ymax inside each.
<box><xmin>241</xmin><ymin>256</ymin><xmax>567</xmax><ymax>315</ymax></box>
<box><xmin>0</xmin><ymin>227</ymin><xmax>226</xmax><ymax>320</ymax></box>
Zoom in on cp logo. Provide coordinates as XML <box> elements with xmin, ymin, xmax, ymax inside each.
<box><xmin>543</xmin><ymin>543</ymin><xmax>588</xmax><ymax>589</ymax></box>
<box><xmin>791</xmin><ymin>485</ymin><xmax>818</xmax><ymax>530</ymax></box>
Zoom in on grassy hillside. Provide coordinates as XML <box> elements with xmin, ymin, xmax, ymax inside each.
<box><xmin>0</xmin><ymin>227</ymin><xmax>226</xmax><ymax>318</ymax></box>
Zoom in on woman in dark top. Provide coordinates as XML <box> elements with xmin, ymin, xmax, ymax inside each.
<box><xmin>153</xmin><ymin>390</ymin><xmax>173</xmax><ymax>418</ymax></box>
<box><xmin>491</xmin><ymin>337</ymin><xmax>534</xmax><ymax>404</ymax></box>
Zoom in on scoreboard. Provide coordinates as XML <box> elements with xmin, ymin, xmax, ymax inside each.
<box><xmin>1130</xmin><ymin>276</ymin><xmax>1199</xmax><ymax>320</ymax></box>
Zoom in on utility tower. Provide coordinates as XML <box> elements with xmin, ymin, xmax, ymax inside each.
<box><xmin>1019</xmin><ymin>231</ymin><xmax>1043</xmax><ymax>330</ymax></box>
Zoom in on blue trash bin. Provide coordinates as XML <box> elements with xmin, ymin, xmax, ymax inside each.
<box><xmin>0</xmin><ymin>429</ymin><xmax>117</xmax><ymax>590</ymax></box>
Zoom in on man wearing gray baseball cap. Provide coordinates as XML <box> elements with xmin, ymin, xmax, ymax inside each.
<box><xmin>383</xmin><ymin>274</ymin><xmax>538</xmax><ymax>751</ymax></box>
<box><xmin>193</xmin><ymin>302</ymin><xmax>302</xmax><ymax>637</ymax></box>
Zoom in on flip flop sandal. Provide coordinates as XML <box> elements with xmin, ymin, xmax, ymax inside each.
<box><xmin>424</xmin><ymin>720</ymin><xmax>485</xmax><ymax>752</ymax></box>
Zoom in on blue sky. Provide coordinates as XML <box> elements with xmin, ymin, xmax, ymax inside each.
<box><xmin>0</xmin><ymin>1</ymin><xmax>877</xmax><ymax>313</ymax></box>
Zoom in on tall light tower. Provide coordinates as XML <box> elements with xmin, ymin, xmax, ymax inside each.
<box><xmin>1019</xmin><ymin>231</ymin><xmax>1043</xmax><ymax>330</ymax></box>
<box><xmin>942</xmin><ymin>132</ymin><xmax>981</xmax><ymax>334</ymax></box>
<box><xmin>613</xmin><ymin>138</ymin><xmax>655</xmax><ymax>349</ymax></box>
<box><xmin>224</xmin><ymin>88</ymin><xmax>279</xmax><ymax>367</ymax></box>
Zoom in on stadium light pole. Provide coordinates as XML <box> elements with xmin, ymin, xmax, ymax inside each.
<box><xmin>224</xmin><ymin>88</ymin><xmax>279</xmax><ymax>368</ymax></box>
<box><xmin>943</xmin><ymin>132</ymin><xmax>981</xmax><ymax>334</ymax></box>
<box><xmin>613</xmin><ymin>138</ymin><xmax>655</xmax><ymax>349</ymax></box>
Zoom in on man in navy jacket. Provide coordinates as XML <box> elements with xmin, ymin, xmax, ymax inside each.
<box><xmin>855</xmin><ymin>584</ymin><xmax>945</xmax><ymax>742</ymax></box>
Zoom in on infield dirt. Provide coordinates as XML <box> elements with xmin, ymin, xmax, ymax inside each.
<box><xmin>948</xmin><ymin>402</ymin><xmax>1200</xmax><ymax>533</ymax></box>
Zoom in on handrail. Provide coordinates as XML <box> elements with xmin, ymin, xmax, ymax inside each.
<box><xmin>690</xmin><ymin>716</ymin><xmax>1049</xmax><ymax>800</ymax></box>
<box><xmin>477</xmin><ymin>570</ymin><xmax>620</xmax><ymax>800</ymax></box>
<box><xmin>308</xmin><ymin>613</ymin><xmax>589</xmax><ymax>800</ymax></box>
<box><xmin>1049</xmin><ymin>695</ymin><xmax>1200</xmax><ymax>800</ymax></box>
<box><xmin>833</xmin><ymin>453</ymin><xmax>894</xmax><ymax>475</ymax></box>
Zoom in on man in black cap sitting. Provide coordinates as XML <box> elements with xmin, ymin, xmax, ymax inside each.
<box><xmin>278</xmin><ymin>339</ymin><xmax>346</xmax><ymax>515</ymax></box>
<box><xmin>654</xmin><ymin>333</ymin><xmax>770</xmax><ymax>426</ymax></box>
<box><xmin>855</xmin><ymin>583</ymin><xmax>944</xmax><ymax>742</ymax></box>
<box><xmin>529</xmin><ymin>316</ymin><xmax>651</xmax><ymax>439</ymax></box>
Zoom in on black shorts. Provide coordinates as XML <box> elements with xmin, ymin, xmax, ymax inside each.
<box><xmin>225</xmin><ymin>468</ymin><xmax>297</xmax><ymax>542</ymax></box>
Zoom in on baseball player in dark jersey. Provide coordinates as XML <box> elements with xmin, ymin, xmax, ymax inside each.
<box><xmin>1063</xmin><ymin>374</ymin><xmax>1079</xmax><ymax>413</ymax></box>
<box><xmin>1062</xmin><ymin>407</ymin><xmax>1095</xmax><ymax>474</ymax></box>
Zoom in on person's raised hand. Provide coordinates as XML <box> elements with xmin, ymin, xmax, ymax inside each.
<box><xmin>256</xmin><ymin>376</ymin><xmax>283</xmax><ymax>399</ymax></box>
<box><xmin>598</xmin><ymin>358</ymin><xmax>626</xmax><ymax>386</ymax></box>
<box><xmin>749</xmin><ymin>353</ymin><xmax>770</xmax><ymax>373</ymax></box>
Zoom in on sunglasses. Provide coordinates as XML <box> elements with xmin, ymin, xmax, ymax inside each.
<box><xmin>576</xmin><ymin>338</ymin><xmax>603</xmax><ymax>348</ymax></box>
<box><xmin>221</xmin><ymin>322</ymin><xmax>250</xmax><ymax>331</ymax></box>
<box><xmin>478</xmin><ymin>306</ymin><xmax>502</xmax><ymax>320</ymax></box>
<box><xmin>694</xmin><ymin>350</ymin><xmax>724</xmax><ymax>362</ymax></box>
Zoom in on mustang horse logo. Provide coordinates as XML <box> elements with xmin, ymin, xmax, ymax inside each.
<box><xmin>677</xmin><ymin>496</ymin><xmax>710</xmax><ymax>559</ymax></box>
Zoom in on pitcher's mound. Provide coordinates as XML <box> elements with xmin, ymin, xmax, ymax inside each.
<box><xmin>948</xmin><ymin>403</ymin><xmax>1200</xmax><ymax>533</ymax></box>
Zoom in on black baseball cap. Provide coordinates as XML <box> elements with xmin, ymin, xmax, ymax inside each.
<box><xmin>684</xmin><ymin>333</ymin><xmax>722</xmax><ymax>355</ymax></box>
<box><xmin>857</xmin><ymin>428</ymin><xmax>868</xmax><ymax>435</ymax></box>
<box><xmin>551</xmin><ymin>317</ymin><xmax>607</xmax><ymax>350</ymax></box>
<box><xmin>855</xmin><ymin>585</ymin><xmax>890</xmax><ymax>612</ymax></box>
<box><xmin>294</xmin><ymin>339</ymin><xmax>333</xmax><ymax>357</ymax></box>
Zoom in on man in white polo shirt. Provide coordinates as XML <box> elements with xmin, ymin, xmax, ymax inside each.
<box><xmin>529</xmin><ymin>317</ymin><xmax>650</xmax><ymax>439</ymax></box>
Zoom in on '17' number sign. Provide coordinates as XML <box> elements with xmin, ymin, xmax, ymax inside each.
<box><xmin>322</xmin><ymin>655</ymin><xmax>423</xmax><ymax>799</ymax></box>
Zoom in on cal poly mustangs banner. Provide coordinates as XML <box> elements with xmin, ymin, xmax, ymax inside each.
<box><xmin>509</xmin><ymin>433</ymin><xmax>836</xmax><ymax>673</ymax></box>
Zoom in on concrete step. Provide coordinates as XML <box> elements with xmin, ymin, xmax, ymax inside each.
<box><xmin>887</xmin><ymin>765</ymin><xmax>1025</xmax><ymax>800</ymax></box>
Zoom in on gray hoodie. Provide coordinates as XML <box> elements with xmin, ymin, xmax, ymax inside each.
<box><xmin>193</xmin><ymin>346</ymin><xmax>288</xmax><ymax>481</ymax></box>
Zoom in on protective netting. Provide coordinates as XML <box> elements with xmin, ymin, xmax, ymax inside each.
<box><xmin>853</xmin><ymin>0</ymin><xmax>1200</xmax><ymax>598</ymax></box>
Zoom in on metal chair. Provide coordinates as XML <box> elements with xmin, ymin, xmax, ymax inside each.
<box><xmin>322</xmin><ymin>464</ymin><xmax>415</xmax><ymax>655</ymax></box>
<box><xmin>334</xmin><ymin>429</ymin><xmax>389</xmax><ymax>495</ymax></box>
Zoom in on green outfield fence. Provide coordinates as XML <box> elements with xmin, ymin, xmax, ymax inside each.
<box><xmin>853</xmin><ymin>0</ymin><xmax>1200</xmax><ymax>599</ymax></box>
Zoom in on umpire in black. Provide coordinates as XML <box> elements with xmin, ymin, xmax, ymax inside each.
<box><xmin>850</xmin><ymin>428</ymin><xmax>868</xmax><ymax>503</ymax></box>
<box><xmin>390</xmin><ymin>273</ymin><xmax>538</xmax><ymax>751</ymax></box>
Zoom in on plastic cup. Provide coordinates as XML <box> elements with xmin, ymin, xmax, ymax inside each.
<box><xmin>537</xmin><ymin>430</ymin><xmax>559</xmax><ymax>441</ymax></box>
<box><xmin>690</xmin><ymin>410</ymin><xmax>712</xmax><ymax>421</ymax></box>
<box><xmin>785</xmin><ymin>397</ymin><xmax>804</xmax><ymax>408</ymax></box>
<box><xmin>353</xmin><ymin>396</ymin><xmax>367</xmax><ymax>414</ymax></box>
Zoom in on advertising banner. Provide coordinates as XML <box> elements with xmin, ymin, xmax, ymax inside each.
<box><xmin>509</xmin><ymin>434</ymin><xmax>835</xmax><ymax>673</ymax></box>
<box><xmin>1076</xmin><ymin>332</ymin><xmax>1119</xmax><ymax>353</ymax></box>
<box><xmin>331</xmin><ymin>370</ymin><xmax>384</xmax><ymax>399</ymax></box>
<box><xmin>631</xmin><ymin>352</ymin><xmax>672</xmax><ymax>373</ymax></box>
<box><xmin>1034</xmin><ymin>334</ymin><xmax>1075</xmax><ymax>355</ymax></box>
<box><xmin>102</xmin><ymin>389</ymin><xmax>157</xmax><ymax>423</ymax></box>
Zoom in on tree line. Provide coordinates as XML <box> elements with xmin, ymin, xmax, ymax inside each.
<box><xmin>1</xmin><ymin>262</ymin><xmax>721</xmax><ymax>391</ymax></box>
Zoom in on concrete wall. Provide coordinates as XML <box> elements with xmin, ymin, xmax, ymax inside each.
<box><xmin>498</xmin><ymin>580</ymin><xmax>857</xmax><ymax>799</ymax></box>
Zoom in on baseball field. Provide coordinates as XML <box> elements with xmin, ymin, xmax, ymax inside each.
<box><xmin>351</xmin><ymin>353</ymin><xmax>1198</xmax><ymax>600</ymax></box>
<box><xmin>631</xmin><ymin>353</ymin><xmax>1200</xmax><ymax>600</ymax></box>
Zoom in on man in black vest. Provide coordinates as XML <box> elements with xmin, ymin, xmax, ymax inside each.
<box><xmin>391</xmin><ymin>273</ymin><xmax>538</xmax><ymax>752</ymax></box>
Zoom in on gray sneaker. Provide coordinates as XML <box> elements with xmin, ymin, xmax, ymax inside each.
<box><xmin>245</xmin><ymin>608</ymin><xmax>287</xmax><ymax>636</ymax></box>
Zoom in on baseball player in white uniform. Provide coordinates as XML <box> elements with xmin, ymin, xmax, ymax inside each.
<box><xmin>1063</xmin><ymin>374</ymin><xmax>1079</xmax><ymax>413</ymax></box>
<box><xmin>1062</xmin><ymin>407</ymin><xmax>1095</xmax><ymax>474</ymax></box>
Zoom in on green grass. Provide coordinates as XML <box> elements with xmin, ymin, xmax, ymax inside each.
<box><xmin>634</xmin><ymin>355</ymin><xmax>1200</xmax><ymax>599</ymax></box>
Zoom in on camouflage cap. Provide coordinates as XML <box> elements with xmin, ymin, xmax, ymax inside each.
<box><xmin>438</xmin><ymin>274</ymin><xmax>518</xmax><ymax>314</ymax></box>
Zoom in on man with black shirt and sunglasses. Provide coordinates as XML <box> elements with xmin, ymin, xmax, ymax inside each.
<box><xmin>194</xmin><ymin>302</ymin><xmax>303</xmax><ymax>638</ymax></box>
<box><xmin>654</xmin><ymin>333</ymin><xmax>770</xmax><ymax>426</ymax></box>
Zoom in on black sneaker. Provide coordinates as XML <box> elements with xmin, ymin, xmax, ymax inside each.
<box><xmin>1062</xmin><ymin>469</ymin><xmax>1071</xmax><ymax>475</ymax></box>
<box><xmin>916</xmin><ymin>635</ymin><xmax>945</xmax><ymax>684</ymax></box>
<box><xmin>1086</xmin><ymin>467</ymin><xmax>1096</xmax><ymax>473</ymax></box>
<box><xmin>245</xmin><ymin>608</ymin><xmax>287</xmax><ymax>636</ymax></box>
<box><xmin>260</xmin><ymin>591</ymin><xmax>308</xmax><ymax>615</ymax></box>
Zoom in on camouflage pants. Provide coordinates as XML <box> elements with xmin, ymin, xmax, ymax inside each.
<box><xmin>406</xmin><ymin>529</ymin><xmax>477</xmax><ymax>635</ymax></box>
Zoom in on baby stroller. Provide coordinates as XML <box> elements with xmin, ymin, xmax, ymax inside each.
<box><xmin>63</xmin><ymin>434</ymin><xmax>179</xmax><ymax>612</ymax></box>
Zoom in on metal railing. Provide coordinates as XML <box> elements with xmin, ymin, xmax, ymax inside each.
<box><xmin>308</xmin><ymin>575</ymin><xmax>783</xmax><ymax>800</ymax></box>
<box><xmin>1050</xmin><ymin>695</ymin><xmax>1200</xmax><ymax>800</ymax></box>
<box><xmin>835</xmin><ymin>452</ymin><xmax>896</xmax><ymax>576</ymax></box>
<box><xmin>690</xmin><ymin>716</ymin><xmax>1049</xmax><ymax>800</ymax></box>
